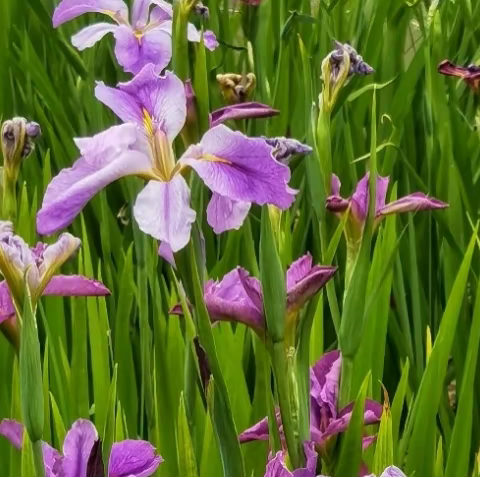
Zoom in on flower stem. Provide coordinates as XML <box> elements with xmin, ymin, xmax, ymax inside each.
<box><xmin>3</xmin><ymin>168</ymin><xmax>17</xmax><ymax>222</ymax></box>
<box><xmin>271</xmin><ymin>341</ymin><xmax>302</xmax><ymax>469</ymax></box>
<box><xmin>32</xmin><ymin>439</ymin><xmax>45</xmax><ymax>477</ymax></box>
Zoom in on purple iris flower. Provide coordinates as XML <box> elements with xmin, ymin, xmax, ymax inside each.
<box><xmin>265</xmin><ymin>442</ymin><xmax>318</xmax><ymax>477</ymax></box>
<box><xmin>52</xmin><ymin>0</ymin><xmax>218</xmax><ymax>74</ymax></box>
<box><xmin>239</xmin><ymin>350</ymin><xmax>382</xmax><ymax>449</ymax></box>
<box><xmin>36</xmin><ymin>65</ymin><xmax>295</xmax><ymax>252</ymax></box>
<box><xmin>326</xmin><ymin>173</ymin><xmax>448</xmax><ymax>240</ymax></box>
<box><xmin>171</xmin><ymin>253</ymin><xmax>336</xmax><ymax>334</ymax></box>
<box><xmin>0</xmin><ymin>221</ymin><xmax>109</xmax><ymax>326</ymax></box>
<box><xmin>0</xmin><ymin>418</ymin><xmax>162</xmax><ymax>477</ymax></box>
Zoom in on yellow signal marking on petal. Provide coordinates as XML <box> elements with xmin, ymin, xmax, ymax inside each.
<box><xmin>143</xmin><ymin>109</ymin><xmax>155</xmax><ymax>138</ymax></box>
<box><xmin>201</xmin><ymin>153</ymin><xmax>231</xmax><ymax>165</ymax></box>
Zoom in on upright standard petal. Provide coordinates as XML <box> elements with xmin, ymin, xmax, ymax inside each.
<box><xmin>37</xmin><ymin>140</ymin><xmax>151</xmax><ymax>235</ymax></box>
<box><xmin>108</xmin><ymin>440</ymin><xmax>163</xmax><ymax>477</ymax></box>
<box><xmin>181</xmin><ymin>125</ymin><xmax>296</xmax><ymax>209</ymax></box>
<box><xmin>206</xmin><ymin>193</ymin><xmax>251</xmax><ymax>234</ymax></box>
<box><xmin>131</xmin><ymin>0</ymin><xmax>151</xmax><ymax>28</ymax></box>
<box><xmin>351</xmin><ymin>174</ymin><xmax>389</xmax><ymax>222</ymax></box>
<box><xmin>62</xmin><ymin>419</ymin><xmax>98</xmax><ymax>477</ymax></box>
<box><xmin>204</xmin><ymin>268</ymin><xmax>264</xmax><ymax>330</ymax></box>
<box><xmin>0</xmin><ymin>419</ymin><xmax>24</xmax><ymax>449</ymax></box>
<box><xmin>133</xmin><ymin>176</ymin><xmax>196</xmax><ymax>252</ymax></box>
<box><xmin>210</xmin><ymin>102</ymin><xmax>279</xmax><ymax>128</ymax></box>
<box><xmin>52</xmin><ymin>0</ymin><xmax>128</xmax><ymax>26</ymax></box>
<box><xmin>43</xmin><ymin>275</ymin><xmax>110</xmax><ymax>297</ymax></box>
<box><xmin>114</xmin><ymin>25</ymin><xmax>172</xmax><ymax>74</ymax></box>
<box><xmin>71</xmin><ymin>23</ymin><xmax>118</xmax><ymax>50</ymax></box>
<box><xmin>377</xmin><ymin>192</ymin><xmax>448</xmax><ymax>217</ymax></box>
<box><xmin>149</xmin><ymin>1</ymin><xmax>173</xmax><ymax>22</ymax></box>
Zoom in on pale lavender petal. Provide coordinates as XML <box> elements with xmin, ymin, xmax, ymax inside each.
<box><xmin>381</xmin><ymin>466</ymin><xmax>406</xmax><ymax>477</ymax></box>
<box><xmin>184</xmin><ymin>22</ymin><xmax>218</xmax><ymax>50</ymax></box>
<box><xmin>43</xmin><ymin>442</ymin><xmax>63</xmax><ymax>477</ymax></box>
<box><xmin>377</xmin><ymin>192</ymin><xmax>448</xmax><ymax>217</ymax></box>
<box><xmin>52</xmin><ymin>0</ymin><xmax>128</xmax><ymax>27</ymax></box>
<box><xmin>181</xmin><ymin>125</ymin><xmax>296</xmax><ymax>209</ymax></box>
<box><xmin>71</xmin><ymin>22</ymin><xmax>117</xmax><ymax>50</ymax></box>
<box><xmin>43</xmin><ymin>275</ymin><xmax>110</xmax><ymax>297</ymax></box>
<box><xmin>133</xmin><ymin>176</ymin><xmax>196</xmax><ymax>252</ymax></box>
<box><xmin>114</xmin><ymin>25</ymin><xmax>172</xmax><ymax>74</ymax></box>
<box><xmin>0</xmin><ymin>419</ymin><xmax>23</xmax><ymax>449</ymax></box>
<box><xmin>108</xmin><ymin>440</ymin><xmax>163</xmax><ymax>477</ymax></box>
<box><xmin>210</xmin><ymin>103</ymin><xmax>279</xmax><ymax>128</ymax></box>
<box><xmin>62</xmin><ymin>419</ymin><xmax>98</xmax><ymax>477</ymax></box>
<box><xmin>117</xmin><ymin>66</ymin><xmax>186</xmax><ymax>140</ymax></box>
<box><xmin>149</xmin><ymin>1</ymin><xmax>173</xmax><ymax>22</ymax></box>
<box><xmin>265</xmin><ymin>450</ymin><xmax>293</xmax><ymax>477</ymax></box>
<box><xmin>157</xmin><ymin>242</ymin><xmax>175</xmax><ymax>266</ymax></box>
<box><xmin>0</xmin><ymin>281</ymin><xmax>15</xmax><ymax>324</ymax></box>
<box><xmin>131</xmin><ymin>0</ymin><xmax>151</xmax><ymax>28</ymax></box>
<box><xmin>37</xmin><ymin>139</ymin><xmax>151</xmax><ymax>235</ymax></box>
<box><xmin>38</xmin><ymin>234</ymin><xmax>81</xmax><ymax>280</ymax></box>
<box><xmin>206</xmin><ymin>193</ymin><xmax>251</xmax><ymax>234</ymax></box>
<box><xmin>204</xmin><ymin>268</ymin><xmax>264</xmax><ymax>330</ymax></box>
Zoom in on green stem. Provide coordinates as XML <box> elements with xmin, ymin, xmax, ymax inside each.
<box><xmin>339</xmin><ymin>355</ymin><xmax>354</xmax><ymax>408</ymax></box>
<box><xmin>316</xmin><ymin>104</ymin><xmax>332</xmax><ymax>195</ymax></box>
<box><xmin>3</xmin><ymin>168</ymin><xmax>17</xmax><ymax>222</ymax></box>
<box><xmin>32</xmin><ymin>439</ymin><xmax>45</xmax><ymax>477</ymax></box>
<box><xmin>271</xmin><ymin>342</ymin><xmax>302</xmax><ymax>469</ymax></box>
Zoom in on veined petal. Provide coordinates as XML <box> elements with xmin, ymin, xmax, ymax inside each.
<box><xmin>181</xmin><ymin>125</ymin><xmax>296</xmax><ymax>209</ymax></box>
<box><xmin>131</xmin><ymin>0</ymin><xmax>151</xmax><ymax>29</ymax></box>
<box><xmin>238</xmin><ymin>416</ymin><xmax>271</xmax><ymax>443</ymax></box>
<box><xmin>108</xmin><ymin>440</ymin><xmax>163</xmax><ymax>477</ymax></box>
<box><xmin>43</xmin><ymin>275</ymin><xmax>110</xmax><ymax>297</ymax></box>
<box><xmin>37</xmin><ymin>147</ymin><xmax>151</xmax><ymax>235</ymax></box>
<box><xmin>62</xmin><ymin>419</ymin><xmax>98</xmax><ymax>477</ymax></box>
<box><xmin>149</xmin><ymin>1</ymin><xmax>173</xmax><ymax>22</ymax></box>
<box><xmin>206</xmin><ymin>193</ymin><xmax>251</xmax><ymax>234</ymax></box>
<box><xmin>204</xmin><ymin>268</ymin><xmax>265</xmax><ymax>330</ymax></box>
<box><xmin>377</xmin><ymin>192</ymin><xmax>448</xmax><ymax>217</ymax></box>
<box><xmin>133</xmin><ymin>176</ymin><xmax>196</xmax><ymax>252</ymax></box>
<box><xmin>265</xmin><ymin>450</ymin><xmax>293</xmax><ymax>477</ymax></box>
<box><xmin>71</xmin><ymin>22</ymin><xmax>117</xmax><ymax>50</ymax></box>
<box><xmin>113</xmin><ymin>24</ymin><xmax>172</xmax><ymax>74</ymax></box>
<box><xmin>286</xmin><ymin>253</ymin><xmax>314</xmax><ymax>289</ymax></box>
<box><xmin>210</xmin><ymin>102</ymin><xmax>279</xmax><ymax>128</ymax></box>
<box><xmin>52</xmin><ymin>0</ymin><xmax>128</xmax><ymax>27</ymax></box>
<box><xmin>95</xmin><ymin>82</ymin><xmax>144</xmax><ymax>124</ymax></box>
<box><xmin>0</xmin><ymin>419</ymin><xmax>24</xmax><ymax>449</ymax></box>
<box><xmin>0</xmin><ymin>281</ymin><xmax>15</xmax><ymax>324</ymax></box>
<box><xmin>43</xmin><ymin>442</ymin><xmax>63</xmax><ymax>477</ymax></box>
<box><xmin>117</xmin><ymin>65</ymin><xmax>186</xmax><ymax>140</ymax></box>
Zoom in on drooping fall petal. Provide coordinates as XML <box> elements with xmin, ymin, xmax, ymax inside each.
<box><xmin>206</xmin><ymin>193</ymin><xmax>251</xmax><ymax>234</ymax></box>
<box><xmin>108</xmin><ymin>440</ymin><xmax>163</xmax><ymax>477</ymax></box>
<box><xmin>71</xmin><ymin>23</ymin><xmax>118</xmax><ymax>50</ymax></box>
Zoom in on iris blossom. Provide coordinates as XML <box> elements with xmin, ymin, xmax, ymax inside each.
<box><xmin>52</xmin><ymin>0</ymin><xmax>218</xmax><ymax>74</ymax></box>
<box><xmin>239</xmin><ymin>350</ymin><xmax>382</xmax><ymax>450</ymax></box>
<box><xmin>172</xmin><ymin>253</ymin><xmax>336</xmax><ymax>337</ymax></box>
<box><xmin>37</xmin><ymin>65</ymin><xmax>295</xmax><ymax>251</ymax></box>
<box><xmin>438</xmin><ymin>60</ymin><xmax>480</xmax><ymax>92</ymax></box>
<box><xmin>0</xmin><ymin>418</ymin><xmax>162</xmax><ymax>477</ymax></box>
<box><xmin>265</xmin><ymin>442</ymin><xmax>318</xmax><ymax>477</ymax></box>
<box><xmin>326</xmin><ymin>173</ymin><xmax>448</xmax><ymax>243</ymax></box>
<box><xmin>0</xmin><ymin>221</ymin><xmax>108</xmax><ymax>330</ymax></box>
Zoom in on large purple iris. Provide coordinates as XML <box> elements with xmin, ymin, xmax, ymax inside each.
<box><xmin>52</xmin><ymin>0</ymin><xmax>218</xmax><ymax>74</ymax></box>
<box><xmin>36</xmin><ymin>65</ymin><xmax>295</xmax><ymax>252</ymax></box>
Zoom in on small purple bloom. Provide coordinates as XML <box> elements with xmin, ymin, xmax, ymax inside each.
<box><xmin>0</xmin><ymin>221</ymin><xmax>109</xmax><ymax>325</ymax></box>
<box><xmin>239</xmin><ymin>350</ymin><xmax>382</xmax><ymax>449</ymax></box>
<box><xmin>438</xmin><ymin>60</ymin><xmax>480</xmax><ymax>92</ymax></box>
<box><xmin>265</xmin><ymin>442</ymin><xmax>318</xmax><ymax>477</ymax></box>
<box><xmin>37</xmin><ymin>65</ymin><xmax>295</xmax><ymax>252</ymax></box>
<box><xmin>171</xmin><ymin>253</ymin><xmax>336</xmax><ymax>333</ymax></box>
<box><xmin>0</xmin><ymin>418</ymin><xmax>163</xmax><ymax>477</ymax></box>
<box><xmin>209</xmin><ymin>102</ymin><xmax>279</xmax><ymax>128</ymax></box>
<box><xmin>52</xmin><ymin>0</ymin><xmax>218</xmax><ymax>74</ymax></box>
<box><xmin>326</xmin><ymin>173</ymin><xmax>448</xmax><ymax>238</ymax></box>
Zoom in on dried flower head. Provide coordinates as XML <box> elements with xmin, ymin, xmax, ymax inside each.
<box><xmin>216</xmin><ymin>73</ymin><xmax>256</xmax><ymax>104</ymax></box>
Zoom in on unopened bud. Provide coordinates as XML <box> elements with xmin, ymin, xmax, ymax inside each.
<box><xmin>216</xmin><ymin>73</ymin><xmax>256</xmax><ymax>104</ymax></box>
<box><xmin>262</xmin><ymin>136</ymin><xmax>312</xmax><ymax>164</ymax></box>
<box><xmin>194</xmin><ymin>2</ymin><xmax>209</xmax><ymax>19</ymax></box>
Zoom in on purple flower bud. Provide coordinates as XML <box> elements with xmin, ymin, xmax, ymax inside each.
<box><xmin>26</xmin><ymin>121</ymin><xmax>41</xmax><ymax>139</ymax></box>
<box><xmin>262</xmin><ymin>136</ymin><xmax>312</xmax><ymax>164</ymax></box>
<box><xmin>331</xmin><ymin>41</ymin><xmax>375</xmax><ymax>78</ymax></box>
<box><xmin>194</xmin><ymin>1</ymin><xmax>209</xmax><ymax>19</ymax></box>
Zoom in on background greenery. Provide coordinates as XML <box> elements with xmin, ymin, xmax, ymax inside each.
<box><xmin>1</xmin><ymin>0</ymin><xmax>480</xmax><ymax>476</ymax></box>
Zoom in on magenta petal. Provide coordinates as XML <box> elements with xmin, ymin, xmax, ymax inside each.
<box><xmin>43</xmin><ymin>275</ymin><xmax>110</xmax><ymax>297</ymax></box>
<box><xmin>0</xmin><ymin>419</ymin><xmax>24</xmax><ymax>449</ymax></box>
<box><xmin>0</xmin><ymin>281</ymin><xmax>15</xmax><ymax>324</ymax></box>
<box><xmin>210</xmin><ymin>102</ymin><xmax>279</xmax><ymax>128</ymax></box>
<box><xmin>52</xmin><ymin>0</ymin><xmax>128</xmax><ymax>27</ymax></box>
<box><xmin>351</xmin><ymin>174</ymin><xmax>389</xmax><ymax>222</ymax></box>
<box><xmin>114</xmin><ymin>24</ymin><xmax>172</xmax><ymax>74</ymax></box>
<box><xmin>43</xmin><ymin>442</ymin><xmax>63</xmax><ymax>477</ymax></box>
<box><xmin>133</xmin><ymin>176</ymin><xmax>196</xmax><ymax>252</ymax></box>
<box><xmin>71</xmin><ymin>22</ymin><xmax>117</xmax><ymax>50</ymax></box>
<box><xmin>266</xmin><ymin>442</ymin><xmax>318</xmax><ymax>477</ymax></box>
<box><xmin>108</xmin><ymin>440</ymin><xmax>163</xmax><ymax>477</ymax></box>
<box><xmin>265</xmin><ymin>450</ymin><xmax>293</xmax><ymax>477</ymax></box>
<box><xmin>331</xmin><ymin>174</ymin><xmax>341</xmax><ymax>196</ymax></box>
<box><xmin>181</xmin><ymin>125</ymin><xmax>296</xmax><ymax>209</ymax></box>
<box><xmin>377</xmin><ymin>192</ymin><xmax>448</xmax><ymax>217</ymax></box>
<box><xmin>238</xmin><ymin>416</ymin><xmax>270</xmax><ymax>443</ymax></box>
<box><xmin>205</xmin><ymin>268</ymin><xmax>264</xmax><ymax>330</ymax></box>
<box><xmin>62</xmin><ymin>419</ymin><xmax>98</xmax><ymax>477</ymax></box>
<box><xmin>116</xmin><ymin>66</ymin><xmax>186</xmax><ymax>140</ymax></box>
<box><xmin>206</xmin><ymin>193</ymin><xmax>251</xmax><ymax>234</ymax></box>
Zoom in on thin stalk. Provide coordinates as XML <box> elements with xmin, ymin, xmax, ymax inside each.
<box><xmin>3</xmin><ymin>169</ymin><xmax>17</xmax><ymax>222</ymax></box>
<box><xmin>271</xmin><ymin>341</ymin><xmax>301</xmax><ymax>469</ymax></box>
<box><xmin>32</xmin><ymin>439</ymin><xmax>45</xmax><ymax>477</ymax></box>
